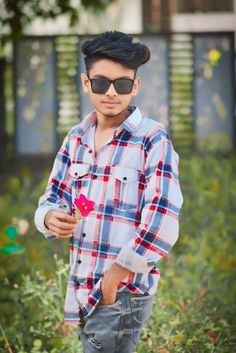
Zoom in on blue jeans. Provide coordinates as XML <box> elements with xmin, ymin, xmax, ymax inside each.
<box><xmin>78</xmin><ymin>291</ymin><xmax>154</xmax><ymax>353</ymax></box>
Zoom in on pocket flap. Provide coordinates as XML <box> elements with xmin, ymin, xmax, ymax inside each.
<box><xmin>112</xmin><ymin>166</ymin><xmax>139</xmax><ymax>183</ymax></box>
<box><xmin>70</xmin><ymin>163</ymin><xmax>90</xmax><ymax>179</ymax></box>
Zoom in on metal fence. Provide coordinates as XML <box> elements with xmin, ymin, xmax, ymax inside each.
<box><xmin>0</xmin><ymin>32</ymin><xmax>235</xmax><ymax>167</ymax></box>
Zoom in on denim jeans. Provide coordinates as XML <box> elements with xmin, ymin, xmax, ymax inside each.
<box><xmin>78</xmin><ymin>291</ymin><xmax>154</xmax><ymax>353</ymax></box>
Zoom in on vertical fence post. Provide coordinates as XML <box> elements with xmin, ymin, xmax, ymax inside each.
<box><xmin>160</xmin><ymin>0</ymin><xmax>172</xmax><ymax>32</ymax></box>
<box><xmin>0</xmin><ymin>59</ymin><xmax>6</xmax><ymax>171</ymax></box>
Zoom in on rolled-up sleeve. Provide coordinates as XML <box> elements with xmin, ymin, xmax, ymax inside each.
<box><xmin>34</xmin><ymin>133</ymin><xmax>72</xmax><ymax>239</ymax></box>
<box><xmin>115</xmin><ymin>137</ymin><xmax>184</xmax><ymax>273</ymax></box>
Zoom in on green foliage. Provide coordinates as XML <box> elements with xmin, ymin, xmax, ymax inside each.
<box><xmin>0</xmin><ymin>225</ymin><xmax>25</xmax><ymax>254</ymax></box>
<box><xmin>0</xmin><ymin>242</ymin><xmax>25</xmax><ymax>255</ymax></box>
<box><xmin>0</xmin><ymin>154</ymin><xmax>236</xmax><ymax>352</ymax></box>
<box><xmin>0</xmin><ymin>169</ymin><xmax>69</xmax><ymax>328</ymax></box>
<box><xmin>4</xmin><ymin>226</ymin><xmax>17</xmax><ymax>240</ymax></box>
<box><xmin>0</xmin><ymin>0</ymin><xmax>115</xmax><ymax>55</ymax></box>
<box><xmin>0</xmin><ymin>256</ymin><xmax>82</xmax><ymax>352</ymax></box>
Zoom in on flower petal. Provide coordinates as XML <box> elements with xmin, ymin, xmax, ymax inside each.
<box><xmin>74</xmin><ymin>194</ymin><xmax>95</xmax><ymax>217</ymax></box>
<box><xmin>80</xmin><ymin>208</ymin><xmax>90</xmax><ymax>217</ymax></box>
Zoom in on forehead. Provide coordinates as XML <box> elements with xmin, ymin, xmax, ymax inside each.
<box><xmin>89</xmin><ymin>59</ymin><xmax>135</xmax><ymax>79</ymax></box>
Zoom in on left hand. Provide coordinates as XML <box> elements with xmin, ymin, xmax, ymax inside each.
<box><xmin>97</xmin><ymin>263</ymin><xmax>135</xmax><ymax>306</ymax></box>
<box><xmin>98</xmin><ymin>276</ymin><xmax>117</xmax><ymax>306</ymax></box>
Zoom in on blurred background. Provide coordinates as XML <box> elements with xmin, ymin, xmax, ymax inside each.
<box><xmin>0</xmin><ymin>1</ymin><xmax>235</xmax><ymax>352</ymax></box>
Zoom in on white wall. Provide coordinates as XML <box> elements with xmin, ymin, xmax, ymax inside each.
<box><xmin>171</xmin><ymin>13</ymin><xmax>236</xmax><ymax>32</ymax></box>
<box><xmin>171</xmin><ymin>0</ymin><xmax>236</xmax><ymax>33</ymax></box>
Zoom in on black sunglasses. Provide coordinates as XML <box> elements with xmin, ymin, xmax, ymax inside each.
<box><xmin>87</xmin><ymin>76</ymin><xmax>135</xmax><ymax>94</ymax></box>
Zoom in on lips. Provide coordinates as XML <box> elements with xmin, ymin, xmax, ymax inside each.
<box><xmin>102</xmin><ymin>101</ymin><xmax>119</xmax><ymax>105</ymax></box>
<box><xmin>101</xmin><ymin>101</ymin><xmax>120</xmax><ymax>109</ymax></box>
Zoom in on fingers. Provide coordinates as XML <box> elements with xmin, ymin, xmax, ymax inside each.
<box><xmin>45</xmin><ymin>209</ymin><xmax>78</xmax><ymax>239</ymax></box>
<box><xmin>55</xmin><ymin>212</ymin><xmax>77</xmax><ymax>224</ymax></box>
<box><xmin>53</xmin><ymin>218</ymin><xmax>76</xmax><ymax>231</ymax></box>
<box><xmin>51</xmin><ymin>216</ymin><xmax>77</xmax><ymax>235</ymax></box>
<box><xmin>49</xmin><ymin>224</ymin><xmax>73</xmax><ymax>238</ymax></box>
<box><xmin>49</xmin><ymin>223</ymin><xmax>73</xmax><ymax>235</ymax></box>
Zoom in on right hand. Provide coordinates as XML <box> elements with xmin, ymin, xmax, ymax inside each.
<box><xmin>44</xmin><ymin>210</ymin><xmax>77</xmax><ymax>238</ymax></box>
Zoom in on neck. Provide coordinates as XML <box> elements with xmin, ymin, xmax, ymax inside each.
<box><xmin>95</xmin><ymin>107</ymin><xmax>130</xmax><ymax>131</ymax></box>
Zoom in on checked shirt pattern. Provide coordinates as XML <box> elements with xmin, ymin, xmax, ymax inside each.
<box><xmin>34</xmin><ymin>106</ymin><xmax>184</xmax><ymax>325</ymax></box>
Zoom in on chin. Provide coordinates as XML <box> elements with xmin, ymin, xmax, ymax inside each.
<box><xmin>104</xmin><ymin>109</ymin><xmax>121</xmax><ymax>115</ymax></box>
<box><xmin>100</xmin><ymin>108</ymin><xmax>123</xmax><ymax>117</ymax></box>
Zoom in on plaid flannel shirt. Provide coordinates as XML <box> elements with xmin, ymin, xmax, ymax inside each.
<box><xmin>34</xmin><ymin>106</ymin><xmax>184</xmax><ymax>325</ymax></box>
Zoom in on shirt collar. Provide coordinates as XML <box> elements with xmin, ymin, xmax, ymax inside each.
<box><xmin>78</xmin><ymin>106</ymin><xmax>143</xmax><ymax>136</ymax></box>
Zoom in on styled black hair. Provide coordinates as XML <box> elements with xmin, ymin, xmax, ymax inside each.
<box><xmin>81</xmin><ymin>31</ymin><xmax>150</xmax><ymax>73</ymax></box>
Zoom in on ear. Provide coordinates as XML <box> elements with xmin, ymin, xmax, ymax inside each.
<box><xmin>81</xmin><ymin>73</ymin><xmax>90</xmax><ymax>93</ymax></box>
<box><xmin>132</xmin><ymin>77</ymin><xmax>141</xmax><ymax>96</ymax></box>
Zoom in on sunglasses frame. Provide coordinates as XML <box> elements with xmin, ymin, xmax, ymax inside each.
<box><xmin>87</xmin><ymin>75</ymin><xmax>136</xmax><ymax>95</ymax></box>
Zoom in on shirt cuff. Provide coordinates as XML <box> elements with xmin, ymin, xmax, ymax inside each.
<box><xmin>34</xmin><ymin>204</ymin><xmax>60</xmax><ymax>239</ymax></box>
<box><xmin>115</xmin><ymin>247</ymin><xmax>150</xmax><ymax>274</ymax></box>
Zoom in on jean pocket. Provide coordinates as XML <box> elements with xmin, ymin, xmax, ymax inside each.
<box><xmin>130</xmin><ymin>294</ymin><xmax>154</xmax><ymax>344</ymax></box>
<box><xmin>83</xmin><ymin>299</ymin><xmax>122</xmax><ymax>352</ymax></box>
<box><xmin>96</xmin><ymin>298</ymin><xmax>122</xmax><ymax>310</ymax></box>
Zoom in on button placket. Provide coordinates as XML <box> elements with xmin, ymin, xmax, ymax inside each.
<box><xmin>77</xmin><ymin>148</ymin><xmax>95</xmax><ymax>269</ymax></box>
<box><xmin>84</xmin><ymin>145</ymin><xmax>95</xmax><ymax>163</ymax></box>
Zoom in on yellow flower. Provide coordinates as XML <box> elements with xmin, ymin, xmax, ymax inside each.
<box><xmin>172</xmin><ymin>332</ymin><xmax>185</xmax><ymax>344</ymax></box>
<box><xmin>209</xmin><ymin>181</ymin><xmax>220</xmax><ymax>192</ymax></box>
<box><xmin>186</xmin><ymin>254</ymin><xmax>195</xmax><ymax>264</ymax></box>
<box><xmin>208</xmin><ymin>49</ymin><xmax>222</xmax><ymax>65</ymax></box>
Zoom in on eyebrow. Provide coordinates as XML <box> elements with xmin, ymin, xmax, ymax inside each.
<box><xmin>91</xmin><ymin>75</ymin><xmax>134</xmax><ymax>80</ymax></box>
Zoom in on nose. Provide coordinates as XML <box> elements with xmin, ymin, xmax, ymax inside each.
<box><xmin>105</xmin><ymin>82</ymin><xmax>117</xmax><ymax>96</ymax></box>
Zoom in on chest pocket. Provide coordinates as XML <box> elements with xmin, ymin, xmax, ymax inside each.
<box><xmin>111</xmin><ymin>166</ymin><xmax>140</xmax><ymax>210</ymax></box>
<box><xmin>70</xmin><ymin>163</ymin><xmax>91</xmax><ymax>201</ymax></box>
<box><xmin>70</xmin><ymin>163</ymin><xmax>90</xmax><ymax>179</ymax></box>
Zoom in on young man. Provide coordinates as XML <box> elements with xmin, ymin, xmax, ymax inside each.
<box><xmin>35</xmin><ymin>31</ymin><xmax>184</xmax><ymax>353</ymax></box>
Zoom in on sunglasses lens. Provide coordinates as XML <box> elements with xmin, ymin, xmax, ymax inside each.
<box><xmin>90</xmin><ymin>78</ymin><xmax>134</xmax><ymax>94</ymax></box>
<box><xmin>114</xmin><ymin>79</ymin><xmax>133</xmax><ymax>94</ymax></box>
<box><xmin>91</xmin><ymin>79</ymin><xmax>110</xmax><ymax>94</ymax></box>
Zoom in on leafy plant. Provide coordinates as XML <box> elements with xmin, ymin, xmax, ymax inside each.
<box><xmin>0</xmin><ymin>154</ymin><xmax>236</xmax><ymax>352</ymax></box>
<box><xmin>0</xmin><ymin>225</ymin><xmax>25</xmax><ymax>255</ymax></box>
<box><xmin>0</xmin><ymin>0</ymin><xmax>115</xmax><ymax>56</ymax></box>
<box><xmin>0</xmin><ymin>255</ymin><xmax>83</xmax><ymax>353</ymax></box>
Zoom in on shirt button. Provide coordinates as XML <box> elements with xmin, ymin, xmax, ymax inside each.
<box><xmin>123</xmin><ymin>176</ymin><xmax>127</xmax><ymax>181</ymax></box>
<box><xmin>82</xmin><ymin>233</ymin><xmax>86</xmax><ymax>238</ymax></box>
<box><xmin>88</xmin><ymin>149</ymin><xmax>93</xmax><ymax>153</ymax></box>
<box><xmin>78</xmin><ymin>259</ymin><xmax>82</xmax><ymax>264</ymax></box>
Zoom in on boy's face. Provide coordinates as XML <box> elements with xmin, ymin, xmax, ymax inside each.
<box><xmin>81</xmin><ymin>59</ymin><xmax>141</xmax><ymax>120</ymax></box>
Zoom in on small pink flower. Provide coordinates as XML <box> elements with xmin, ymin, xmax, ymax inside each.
<box><xmin>74</xmin><ymin>194</ymin><xmax>95</xmax><ymax>218</ymax></box>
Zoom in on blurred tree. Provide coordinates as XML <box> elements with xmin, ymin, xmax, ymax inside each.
<box><xmin>0</xmin><ymin>0</ymin><xmax>115</xmax><ymax>55</ymax></box>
